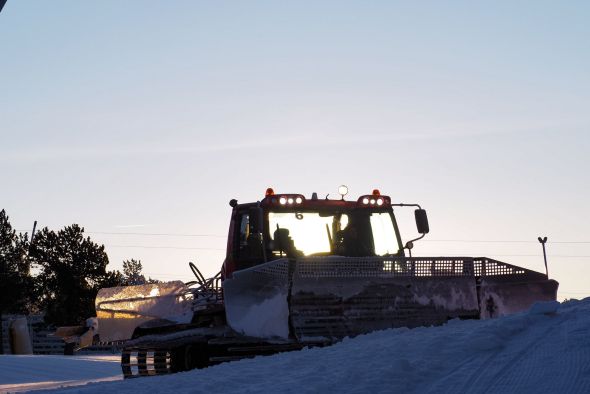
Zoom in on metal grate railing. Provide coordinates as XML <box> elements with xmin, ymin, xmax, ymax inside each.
<box><xmin>236</xmin><ymin>258</ymin><xmax>291</xmax><ymax>279</ymax></box>
<box><xmin>293</xmin><ymin>256</ymin><xmax>538</xmax><ymax>279</ymax></box>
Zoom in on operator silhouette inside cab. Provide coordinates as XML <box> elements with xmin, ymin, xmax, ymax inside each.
<box><xmin>335</xmin><ymin>213</ymin><xmax>374</xmax><ymax>257</ymax></box>
<box><xmin>273</xmin><ymin>227</ymin><xmax>303</xmax><ymax>258</ymax></box>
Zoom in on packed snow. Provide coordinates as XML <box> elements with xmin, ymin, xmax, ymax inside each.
<box><xmin>2</xmin><ymin>298</ymin><xmax>589</xmax><ymax>393</ymax></box>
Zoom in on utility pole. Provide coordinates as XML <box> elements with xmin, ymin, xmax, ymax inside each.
<box><xmin>30</xmin><ymin>221</ymin><xmax>37</xmax><ymax>245</ymax></box>
<box><xmin>538</xmin><ymin>236</ymin><xmax>549</xmax><ymax>278</ymax></box>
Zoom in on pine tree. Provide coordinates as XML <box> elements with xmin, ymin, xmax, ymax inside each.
<box><xmin>122</xmin><ymin>259</ymin><xmax>146</xmax><ymax>285</ymax></box>
<box><xmin>30</xmin><ymin>224</ymin><xmax>122</xmax><ymax>326</ymax></box>
<box><xmin>0</xmin><ymin>210</ymin><xmax>34</xmax><ymax>315</ymax></box>
<box><xmin>0</xmin><ymin>210</ymin><xmax>34</xmax><ymax>354</ymax></box>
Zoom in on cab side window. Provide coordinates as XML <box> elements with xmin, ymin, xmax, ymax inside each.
<box><xmin>235</xmin><ymin>209</ymin><xmax>265</xmax><ymax>264</ymax></box>
<box><xmin>237</xmin><ymin>212</ymin><xmax>250</xmax><ymax>259</ymax></box>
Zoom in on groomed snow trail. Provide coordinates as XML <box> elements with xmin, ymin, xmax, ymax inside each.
<box><xmin>17</xmin><ymin>298</ymin><xmax>590</xmax><ymax>393</ymax></box>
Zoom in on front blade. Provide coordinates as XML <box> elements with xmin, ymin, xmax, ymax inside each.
<box><xmin>478</xmin><ymin>277</ymin><xmax>559</xmax><ymax>318</ymax></box>
<box><xmin>290</xmin><ymin>258</ymin><xmax>480</xmax><ymax>341</ymax></box>
<box><xmin>223</xmin><ymin>259</ymin><xmax>291</xmax><ymax>339</ymax></box>
<box><xmin>222</xmin><ymin>256</ymin><xmax>558</xmax><ymax>342</ymax></box>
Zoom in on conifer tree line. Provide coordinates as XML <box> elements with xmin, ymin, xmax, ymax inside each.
<box><xmin>0</xmin><ymin>209</ymin><xmax>158</xmax><ymax>327</ymax></box>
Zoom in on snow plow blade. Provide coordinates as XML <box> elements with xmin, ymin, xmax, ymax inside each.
<box><xmin>223</xmin><ymin>259</ymin><xmax>291</xmax><ymax>339</ymax></box>
<box><xmin>96</xmin><ymin>281</ymin><xmax>193</xmax><ymax>343</ymax></box>
<box><xmin>223</xmin><ymin>257</ymin><xmax>558</xmax><ymax>341</ymax></box>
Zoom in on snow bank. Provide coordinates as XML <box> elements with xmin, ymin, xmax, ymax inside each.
<box><xmin>528</xmin><ymin>300</ymin><xmax>560</xmax><ymax>315</ymax></box>
<box><xmin>11</xmin><ymin>298</ymin><xmax>590</xmax><ymax>393</ymax></box>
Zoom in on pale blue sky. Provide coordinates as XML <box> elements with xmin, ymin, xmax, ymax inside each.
<box><xmin>1</xmin><ymin>1</ymin><xmax>589</xmax><ymax>299</ymax></box>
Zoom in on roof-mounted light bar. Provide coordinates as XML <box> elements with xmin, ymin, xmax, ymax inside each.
<box><xmin>357</xmin><ymin>193</ymin><xmax>391</xmax><ymax>207</ymax></box>
<box><xmin>265</xmin><ymin>187</ymin><xmax>389</xmax><ymax>207</ymax></box>
<box><xmin>264</xmin><ymin>188</ymin><xmax>305</xmax><ymax>206</ymax></box>
<box><xmin>272</xmin><ymin>194</ymin><xmax>304</xmax><ymax>205</ymax></box>
<box><xmin>279</xmin><ymin>195</ymin><xmax>303</xmax><ymax>204</ymax></box>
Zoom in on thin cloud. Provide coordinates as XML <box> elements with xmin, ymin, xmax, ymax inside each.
<box><xmin>0</xmin><ymin>125</ymin><xmax>564</xmax><ymax>163</ymax></box>
<box><xmin>0</xmin><ymin>135</ymin><xmax>306</xmax><ymax>163</ymax></box>
<box><xmin>114</xmin><ymin>224</ymin><xmax>150</xmax><ymax>229</ymax></box>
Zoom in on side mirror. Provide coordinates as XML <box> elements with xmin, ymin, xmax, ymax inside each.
<box><xmin>249</xmin><ymin>207</ymin><xmax>264</xmax><ymax>233</ymax></box>
<box><xmin>415</xmin><ymin>209</ymin><xmax>429</xmax><ymax>234</ymax></box>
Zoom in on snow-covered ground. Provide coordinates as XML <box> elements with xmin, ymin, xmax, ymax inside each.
<box><xmin>0</xmin><ymin>355</ymin><xmax>121</xmax><ymax>393</ymax></box>
<box><xmin>2</xmin><ymin>298</ymin><xmax>589</xmax><ymax>394</ymax></box>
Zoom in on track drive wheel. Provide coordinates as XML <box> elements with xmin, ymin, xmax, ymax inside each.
<box><xmin>171</xmin><ymin>343</ymin><xmax>210</xmax><ymax>372</ymax></box>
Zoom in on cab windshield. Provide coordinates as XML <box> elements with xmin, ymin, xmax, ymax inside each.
<box><xmin>268</xmin><ymin>209</ymin><xmax>400</xmax><ymax>257</ymax></box>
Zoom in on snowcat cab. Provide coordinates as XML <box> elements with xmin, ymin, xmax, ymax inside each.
<box><xmin>222</xmin><ymin>188</ymin><xmax>405</xmax><ymax>279</ymax></box>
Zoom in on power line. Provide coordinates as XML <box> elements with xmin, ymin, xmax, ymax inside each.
<box><xmin>103</xmin><ymin>245</ymin><xmax>589</xmax><ymax>257</ymax></box>
<box><xmin>13</xmin><ymin>227</ymin><xmax>590</xmax><ymax>244</ymax></box>
<box><xmin>90</xmin><ymin>231</ymin><xmax>226</xmax><ymax>238</ymax></box>
<box><xmin>422</xmin><ymin>254</ymin><xmax>590</xmax><ymax>258</ymax></box>
<box><xmin>432</xmin><ymin>254</ymin><xmax>590</xmax><ymax>258</ymax></box>
<box><xmin>422</xmin><ymin>240</ymin><xmax>590</xmax><ymax>244</ymax></box>
<box><xmin>16</xmin><ymin>229</ymin><xmax>226</xmax><ymax>238</ymax></box>
<box><xmin>106</xmin><ymin>245</ymin><xmax>225</xmax><ymax>251</ymax></box>
<box><xmin>559</xmin><ymin>292</ymin><xmax>590</xmax><ymax>295</ymax></box>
